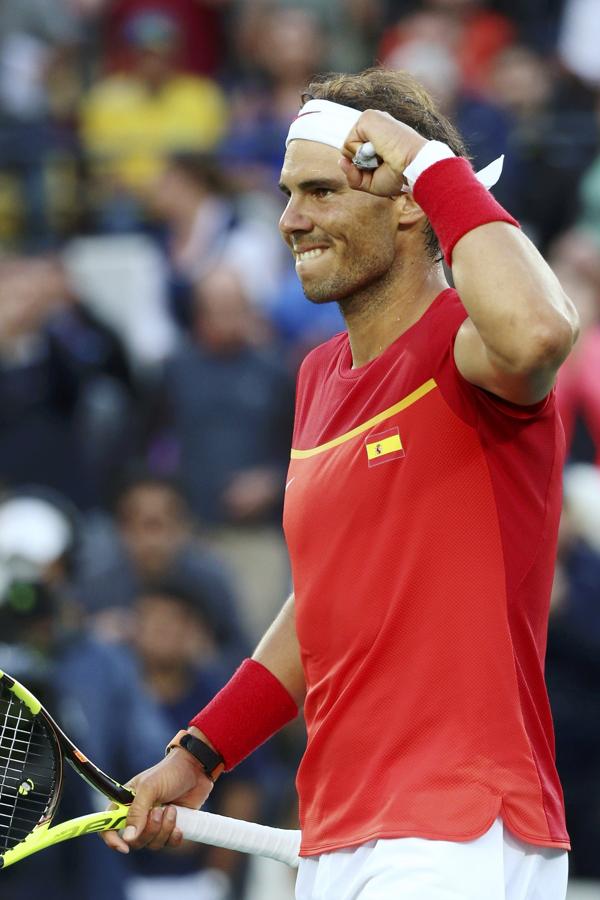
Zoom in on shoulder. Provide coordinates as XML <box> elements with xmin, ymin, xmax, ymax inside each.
<box><xmin>402</xmin><ymin>288</ymin><xmax>468</xmax><ymax>378</ymax></box>
<box><xmin>297</xmin><ymin>331</ymin><xmax>347</xmax><ymax>381</ymax></box>
<box><xmin>292</xmin><ymin>333</ymin><xmax>347</xmax><ymax>437</ymax></box>
<box><xmin>426</xmin><ymin>288</ymin><xmax>468</xmax><ymax>338</ymax></box>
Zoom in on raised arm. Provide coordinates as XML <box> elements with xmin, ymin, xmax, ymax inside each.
<box><xmin>447</xmin><ymin>222</ymin><xmax>577</xmax><ymax>405</ymax></box>
<box><xmin>340</xmin><ymin>110</ymin><xmax>579</xmax><ymax>405</ymax></box>
<box><xmin>102</xmin><ymin>595</ymin><xmax>304</xmax><ymax>853</ymax></box>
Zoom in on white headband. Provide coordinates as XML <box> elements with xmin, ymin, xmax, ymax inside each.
<box><xmin>286</xmin><ymin>99</ymin><xmax>362</xmax><ymax>152</ymax></box>
<box><xmin>285</xmin><ymin>98</ymin><xmax>503</xmax><ymax>192</ymax></box>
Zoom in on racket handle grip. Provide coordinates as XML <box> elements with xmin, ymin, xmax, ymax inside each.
<box><xmin>173</xmin><ymin>806</ymin><xmax>301</xmax><ymax>868</ymax></box>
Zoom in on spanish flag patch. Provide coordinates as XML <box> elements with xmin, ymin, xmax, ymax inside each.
<box><xmin>365</xmin><ymin>426</ymin><xmax>405</xmax><ymax>467</ymax></box>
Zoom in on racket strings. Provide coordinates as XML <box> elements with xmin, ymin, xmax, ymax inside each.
<box><xmin>0</xmin><ymin>687</ymin><xmax>58</xmax><ymax>851</ymax></box>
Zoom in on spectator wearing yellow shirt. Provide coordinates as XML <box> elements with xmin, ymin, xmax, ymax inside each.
<box><xmin>80</xmin><ymin>11</ymin><xmax>228</xmax><ymax>222</ymax></box>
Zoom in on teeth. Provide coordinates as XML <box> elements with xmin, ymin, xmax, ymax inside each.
<box><xmin>297</xmin><ymin>248</ymin><xmax>325</xmax><ymax>261</ymax></box>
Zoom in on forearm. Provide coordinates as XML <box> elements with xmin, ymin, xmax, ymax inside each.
<box><xmin>451</xmin><ymin>222</ymin><xmax>578</xmax><ymax>373</ymax></box>
<box><xmin>252</xmin><ymin>594</ymin><xmax>306</xmax><ymax>707</ymax></box>
<box><xmin>189</xmin><ymin>595</ymin><xmax>303</xmax><ymax>771</ymax></box>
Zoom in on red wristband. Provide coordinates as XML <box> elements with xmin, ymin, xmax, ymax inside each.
<box><xmin>413</xmin><ymin>156</ymin><xmax>519</xmax><ymax>265</ymax></box>
<box><xmin>189</xmin><ymin>658</ymin><xmax>298</xmax><ymax>770</ymax></box>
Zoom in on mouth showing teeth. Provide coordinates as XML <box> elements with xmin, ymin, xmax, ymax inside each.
<box><xmin>296</xmin><ymin>248</ymin><xmax>327</xmax><ymax>262</ymax></box>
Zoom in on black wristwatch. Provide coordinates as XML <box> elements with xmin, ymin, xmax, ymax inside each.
<box><xmin>166</xmin><ymin>730</ymin><xmax>225</xmax><ymax>782</ymax></box>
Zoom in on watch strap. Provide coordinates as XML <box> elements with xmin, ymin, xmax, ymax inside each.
<box><xmin>166</xmin><ymin>729</ymin><xmax>225</xmax><ymax>782</ymax></box>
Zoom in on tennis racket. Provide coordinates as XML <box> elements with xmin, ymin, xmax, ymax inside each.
<box><xmin>0</xmin><ymin>669</ymin><xmax>301</xmax><ymax>869</ymax></box>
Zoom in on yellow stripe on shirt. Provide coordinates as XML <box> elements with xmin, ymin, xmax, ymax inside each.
<box><xmin>291</xmin><ymin>378</ymin><xmax>437</xmax><ymax>459</ymax></box>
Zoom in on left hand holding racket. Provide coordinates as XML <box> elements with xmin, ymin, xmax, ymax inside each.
<box><xmin>104</xmin><ymin>744</ymin><xmax>213</xmax><ymax>853</ymax></box>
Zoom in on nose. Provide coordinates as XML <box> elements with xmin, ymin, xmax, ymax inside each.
<box><xmin>279</xmin><ymin>196</ymin><xmax>313</xmax><ymax>237</ymax></box>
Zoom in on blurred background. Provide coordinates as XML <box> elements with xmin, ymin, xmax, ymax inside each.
<box><xmin>0</xmin><ymin>0</ymin><xmax>599</xmax><ymax>897</ymax></box>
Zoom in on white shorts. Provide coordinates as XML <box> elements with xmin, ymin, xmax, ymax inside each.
<box><xmin>295</xmin><ymin>818</ymin><xmax>568</xmax><ymax>900</ymax></box>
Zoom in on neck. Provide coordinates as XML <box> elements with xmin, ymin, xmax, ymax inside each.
<box><xmin>340</xmin><ymin>259</ymin><xmax>448</xmax><ymax>369</ymax></box>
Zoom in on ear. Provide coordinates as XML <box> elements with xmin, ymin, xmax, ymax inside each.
<box><xmin>392</xmin><ymin>191</ymin><xmax>427</xmax><ymax>228</ymax></box>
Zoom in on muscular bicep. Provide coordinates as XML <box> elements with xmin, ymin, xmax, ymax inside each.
<box><xmin>454</xmin><ymin>316</ymin><xmax>559</xmax><ymax>406</ymax></box>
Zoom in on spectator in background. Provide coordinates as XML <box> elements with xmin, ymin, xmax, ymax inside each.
<box><xmin>550</xmin><ymin>0</ymin><xmax>600</xmax><ymax>248</ymax></box>
<box><xmin>77</xmin><ymin>472</ymin><xmax>248</xmax><ymax>663</ymax></box>
<box><xmin>101</xmin><ymin>0</ymin><xmax>232</xmax><ymax>78</ymax></box>
<box><xmin>0</xmin><ymin>0</ymin><xmax>82</xmax><ymax>247</ymax></box>
<box><xmin>491</xmin><ymin>45</ymin><xmax>598</xmax><ymax>249</ymax></box>
<box><xmin>549</xmin><ymin>227</ymin><xmax>600</xmax><ymax>464</ymax></box>
<box><xmin>557</xmin><ymin>0</ymin><xmax>600</xmax><ymax>90</ymax></box>
<box><xmin>0</xmin><ymin>486</ymin><xmax>83</xmax><ymax>602</ymax></box>
<box><xmin>0</xmin><ymin>576</ymin><xmax>168</xmax><ymax>900</ymax></box>
<box><xmin>251</xmin><ymin>0</ymin><xmax>383</xmax><ymax>75</ymax></box>
<box><xmin>0</xmin><ymin>256</ymin><xmax>133</xmax><ymax>508</ymax></box>
<box><xmin>160</xmin><ymin>265</ymin><xmax>293</xmax><ymax>527</ymax></box>
<box><xmin>484</xmin><ymin>0</ymin><xmax>564</xmax><ymax>52</ymax></box>
<box><xmin>578</xmin><ymin>114</ymin><xmax>600</xmax><ymax>239</ymax></box>
<box><xmin>378</xmin><ymin>0</ymin><xmax>516</xmax><ymax>97</ymax></box>
<box><xmin>79</xmin><ymin>10</ymin><xmax>228</xmax><ymax>229</ymax></box>
<box><xmin>556</xmin><ymin>463</ymin><xmax>600</xmax><ymax>648</ymax></box>
<box><xmin>546</xmin><ymin>474</ymin><xmax>600</xmax><ymax>878</ymax></box>
<box><xmin>156</xmin><ymin>264</ymin><xmax>294</xmax><ymax>640</ymax></box>
<box><xmin>127</xmin><ymin>580</ymin><xmax>267</xmax><ymax>900</ymax></box>
<box><xmin>221</xmin><ymin>5</ymin><xmax>326</xmax><ymax>189</ymax></box>
<box><xmin>267</xmin><ymin>263</ymin><xmax>345</xmax><ymax>371</ymax></box>
<box><xmin>148</xmin><ymin>152</ymin><xmax>285</xmax><ymax>323</ymax></box>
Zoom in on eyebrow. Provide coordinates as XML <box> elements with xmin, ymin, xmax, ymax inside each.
<box><xmin>278</xmin><ymin>177</ymin><xmax>344</xmax><ymax>196</ymax></box>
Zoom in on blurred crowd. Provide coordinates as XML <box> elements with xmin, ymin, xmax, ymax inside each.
<box><xmin>0</xmin><ymin>1</ymin><xmax>599</xmax><ymax>897</ymax></box>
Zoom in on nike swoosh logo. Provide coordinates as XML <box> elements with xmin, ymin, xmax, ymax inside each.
<box><xmin>292</xmin><ymin>110</ymin><xmax>320</xmax><ymax>122</ymax></box>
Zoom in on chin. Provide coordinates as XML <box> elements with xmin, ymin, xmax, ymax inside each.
<box><xmin>304</xmin><ymin>292</ymin><xmax>338</xmax><ymax>305</ymax></box>
<box><xmin>302</xmin><ymin>279</ymin><xmax>350</xmax><ymax>305</ymax></box>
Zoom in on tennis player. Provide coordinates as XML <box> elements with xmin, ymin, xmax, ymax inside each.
<box><xmin>103</xmin><ymin>68</ymin><xmax>578</xmax><ymax>899</ymax></box>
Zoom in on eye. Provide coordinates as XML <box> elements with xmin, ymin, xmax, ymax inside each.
<box><xmin>313</xmin><ymin>187</ymin><xmax>333</xmax><ymax>199</ymax></box>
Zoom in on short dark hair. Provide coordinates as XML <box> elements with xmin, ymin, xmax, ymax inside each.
<box><xmin>302</xmin><ymin>67</ymin><xmax>469</xmax><ymax>259</ymax></box>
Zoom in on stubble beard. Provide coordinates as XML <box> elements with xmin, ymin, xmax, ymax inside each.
<box><xmin>300</xmin><ymin>250</ymin><xmax>397</xmax><ymax>310</ymax></box>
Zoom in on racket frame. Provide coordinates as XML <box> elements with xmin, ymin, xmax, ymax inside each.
<box><xmin>0</xmin><ymin>670</ymin><xmax>133</xmax><ymax>869</ymax></box>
